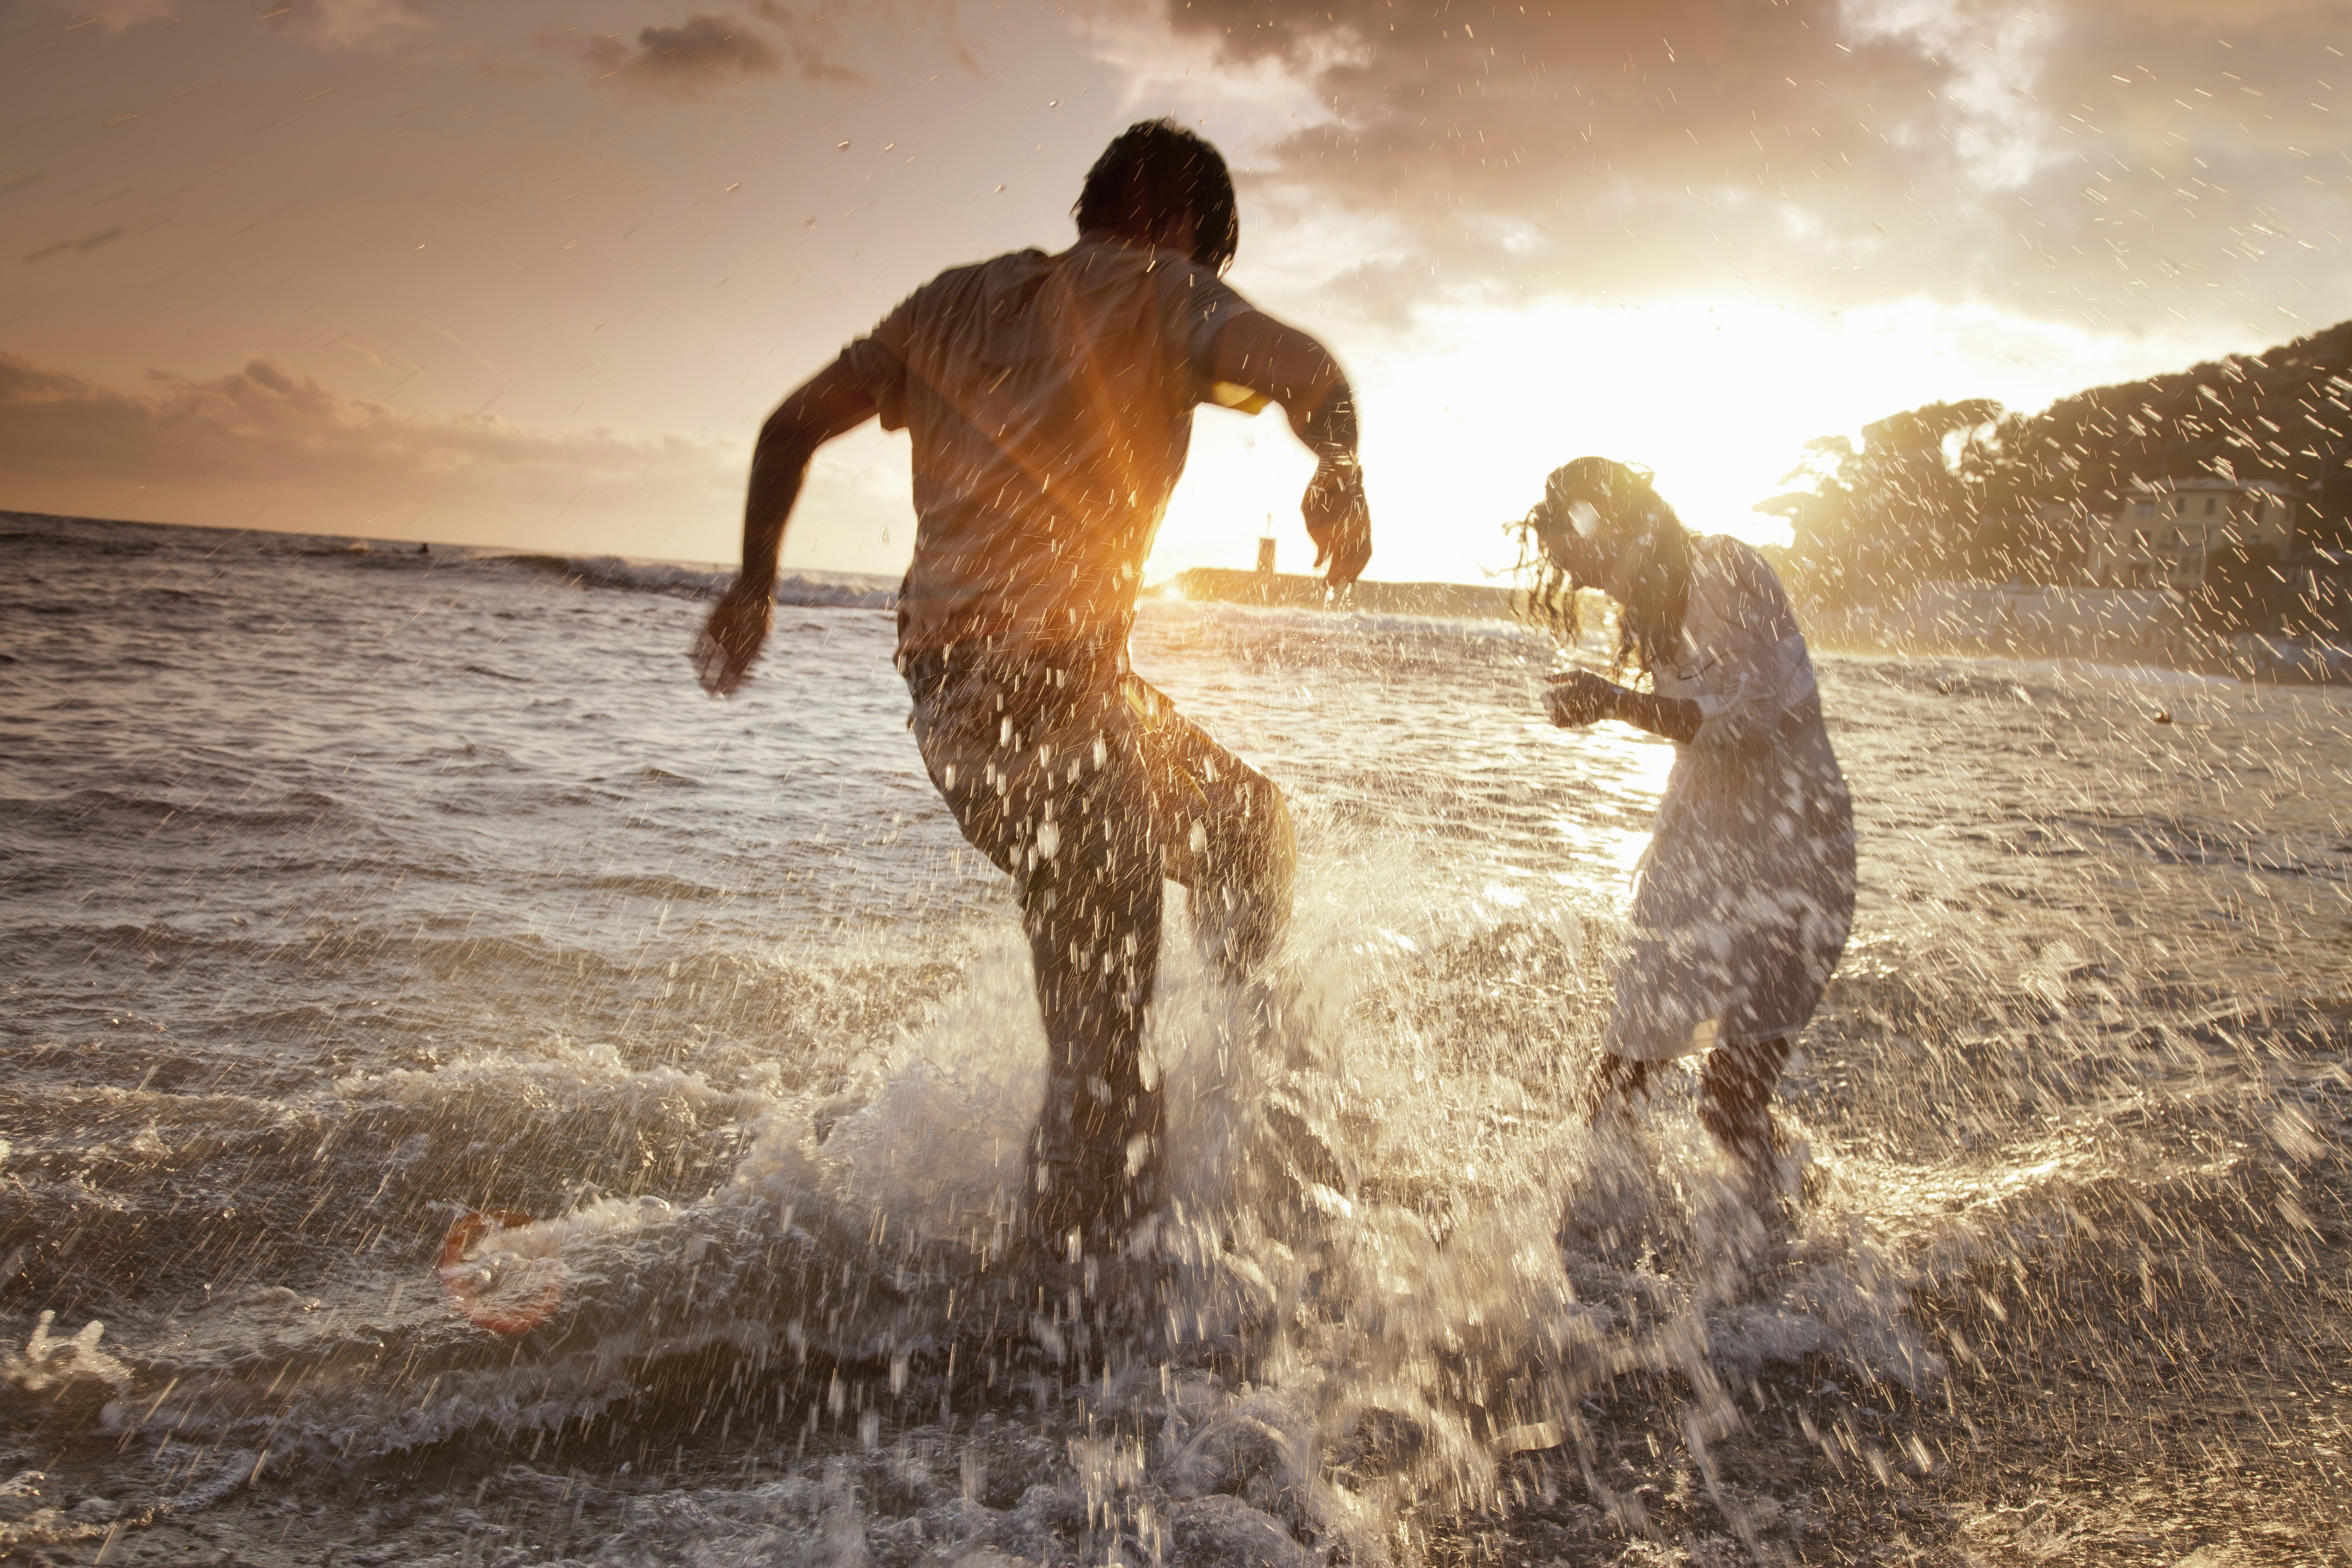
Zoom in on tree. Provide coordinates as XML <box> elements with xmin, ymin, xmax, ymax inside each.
<box><xmin>1759</xmin><ymin>402</ymin><xmax>2003</xmax><ymax>608</ymax></box>
<box><xmin>1848</xmin><ymin>400</ymin><xmax>2001</xmax><ymax>584</ymax></box>
<box><xmin>1755</xmin><ymin>436</ymin><xmax>1860</xmax><ymax>608</ymax></box>
<box><xmin>1756</xmin><ymin>315</ymin><xmax>2352</xmax><ymax>594</ymax></box>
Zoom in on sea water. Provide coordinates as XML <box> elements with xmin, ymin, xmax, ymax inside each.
<box><xmin>0</xmin><ymin>513</ymin><xmax>2347</xmax><ymax>1565</ymax></box>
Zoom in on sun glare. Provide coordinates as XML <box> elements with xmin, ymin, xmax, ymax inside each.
<box><xmin>1147</xmin><ymin>293</ymin><xmax>2237</xmax><ymax>587</ymax></box>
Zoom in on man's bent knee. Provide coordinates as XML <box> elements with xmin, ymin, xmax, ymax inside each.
<box><xmin>1191</xmin><ymin>784</ymin><xmax>1294</xmax><ymax>980</ymax></box>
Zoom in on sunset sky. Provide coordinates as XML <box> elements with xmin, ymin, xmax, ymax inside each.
<box><xmin>3</xmin><ymin>0</ymin><xmax>2346</xmax><ymax>586</ymax></box>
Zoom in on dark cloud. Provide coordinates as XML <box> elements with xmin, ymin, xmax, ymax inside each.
<box><xmin>1163</xmin><ymin>0</ymin><xmax>2352</xmax><ymax>331</ymax></box>
<box><xmin>565</xmin><ymin>14</ymin><xmax>786</xmax><ymax>103</ymax></box>
<box><xmin>23</xmin><ymin>227</ymin><xmax>126</xmax><ymax>265</ymax></box>
<box><xmin>0</xmin><ymin>351</ymin><xmax>721</xmax><ymax>505</ymax></box>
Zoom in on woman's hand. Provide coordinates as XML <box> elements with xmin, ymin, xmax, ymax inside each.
<box><xmin>1545</xmin><ymin>670</ymin><xmax>1619</xmax><ymax>728</ymax></box>
<box><xmin>691</xmin><ymin>585</ymin><xmax>773</xmax><ymax>697</ymax></box>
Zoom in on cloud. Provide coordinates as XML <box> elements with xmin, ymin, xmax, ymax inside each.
<box><xmin>23</xmin><ymin>227</ymin><xmax>126</xmax><ymax>266</ymax></box>
<box><xmin>748</xmin><ymin>0</ymin><xmax>867</xmax><ymax>84</ymax></box>
<box><xmin>0</xmin><ymin>350</ymin><xmax>727</xmax><ymax>512</ymax></box>
<box><xmin>1122</xmin><ymin>0</ymin><xmax>2352</xmax><ymax>333</ymax></box>
<box><xmin>27</xmin><ymin>0</ymin><xmax>175</xmax><ymax>31</ymax></box>
<box><xmin>25</xmin><ymin>0</ymin><xmax>426</xmax><ymax>49</ymax></box>
<box><xmin>262</xmin><ymin>0</ymin><xmax>433</xmax><ymax>51</ymax></box>
<box><xmin>565</xmin><ymin>14</ymin><xmax>786</xmax><ymax>103</ymax></box>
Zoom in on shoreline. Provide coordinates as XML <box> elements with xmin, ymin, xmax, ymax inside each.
<box><xmin>10</xmin><ymin>510</ymin><xmax>2343</xmax><ymax>684</ymax></box>
<box><xmin>1159</xmin><ymin>562</ymin><xmax>2350</xmax><ymax>685</ymax></box>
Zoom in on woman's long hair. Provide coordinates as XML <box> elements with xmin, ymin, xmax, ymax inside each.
<box><xmin>1510</xmin><ymin>458</ymin><xmax>1694</xmax><ymax>686</ymax></box>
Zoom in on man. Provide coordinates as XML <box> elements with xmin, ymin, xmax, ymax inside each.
<box><xmin>693</xmin><ymin>120</ymin><xmax>1372</xmax><ymax>1258</ymax></box>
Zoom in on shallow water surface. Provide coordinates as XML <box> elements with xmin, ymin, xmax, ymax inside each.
<box><xmin>1</xmin><ymin>513</ymin><xmax>2348</xmax><ymax>1565</ymax></box>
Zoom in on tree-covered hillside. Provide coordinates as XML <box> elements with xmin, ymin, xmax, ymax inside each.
<box><xmin>1759</xmin><ymin>319</ymin><xmax>2352</xmax><ymax>612</ymax></box>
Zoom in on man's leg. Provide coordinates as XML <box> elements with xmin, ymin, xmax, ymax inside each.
<box><xmin>1124</xmin><ymin>676</ymin><xmax>1295</xmax><ymax>982</ymax></box>
<box><xmin>1122</xmin><ymin>676</ymin><xmax>1365</xmax><ymax>1205</ymax></box>
<box><xmin>908</xmin><ymin>655</ymin><xmax>1167</xmax><ymax>1252</ymax></box>
<box><xmin>1018</xmin><ymin>724</ymin><xmax>1166</xmax><ymax>1252</ymax></box>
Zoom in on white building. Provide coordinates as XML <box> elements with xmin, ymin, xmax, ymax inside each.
<box><xmin>2085</xmin><ymin>477</ymin><xmax>2300</xmax><ymax>591</ymax></box>
<box><xmin>1909</xmin><ymin>580</ymin><xmax>2187</xmax><ymax>653</ymax></box>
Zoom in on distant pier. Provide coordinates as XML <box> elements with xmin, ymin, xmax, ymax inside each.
<box><xmin>1160</xmin><ymin>567</ymin><xmax>1521</xmax><ymax>622</ymax></box>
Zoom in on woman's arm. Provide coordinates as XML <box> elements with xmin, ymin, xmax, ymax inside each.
<box><xmin>1609</xmin><ymin>686</ymin><xmax>1702</xmax><ymax>744</ymax></box>
<box><xmin>1545</xmin><ymin>671</ymin><xmax>1701</xmax><ymax>743</ymax></box>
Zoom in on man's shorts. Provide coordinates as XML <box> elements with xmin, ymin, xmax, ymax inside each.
<box><xmin>900</xmin><ymin>644</ymin><xmax>1291</xmax><ymax>972</ymax></box>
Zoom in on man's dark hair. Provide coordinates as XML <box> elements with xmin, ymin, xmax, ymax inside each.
<box><xmin>1073</xmin><ymin>119</ymin><xmax>1239</xmax><ymax>274</ymax></box>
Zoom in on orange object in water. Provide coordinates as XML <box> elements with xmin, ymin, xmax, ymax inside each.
<box><xmin>438</xmin><ymin>1209</ymin><xmax>563</xmax><ymax>1336</ymax></box>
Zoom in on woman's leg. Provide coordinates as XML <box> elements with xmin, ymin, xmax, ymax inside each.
<box><xmin>1697</xmin><ymin>1035</ymin><xmax>1791</xmax><ymax>1170</ymax></box>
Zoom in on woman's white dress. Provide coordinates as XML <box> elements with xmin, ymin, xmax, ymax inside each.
<box><xmin>1604</xmin><ymin>535</ymin><xmax>1857</xmax><ymax>1062</ymax></box>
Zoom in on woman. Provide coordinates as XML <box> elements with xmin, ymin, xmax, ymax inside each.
<box><xmin>1522</xmin><ymin>457</ymin><xmax>1855</xmax><ymax>1193</ymax></box>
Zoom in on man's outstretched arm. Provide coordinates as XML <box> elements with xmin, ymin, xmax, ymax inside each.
<box><xmin>1210</xmin><ymin>314</ymin><xmax>1372</xmax><ymax>585</ymax></box>
<box><xmin>693</xmin><ymin>353</ymin><xmax>879</xmax><ymax>696</ymax></box>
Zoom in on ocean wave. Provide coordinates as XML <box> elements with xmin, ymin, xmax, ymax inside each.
<box><xmin>0</xmin><ymin>515</ymin><xmax>167</xmax><ymax>556</ymax></box>
<box><xmin>0</xmin><ymin>785</ymin><xmax>367</xmax><ymax>839</ymax></box>
<box><xmin>497</xmin><ymin>552</ymin><xmax>896</xmax><ymax>609</ymax></box>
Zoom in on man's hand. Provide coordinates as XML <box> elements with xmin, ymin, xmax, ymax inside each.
<box><xmin>692</xmin><ymin>588</ymin><xmax>773</xmax><ymax>697</ymax></box>
<box><xmin>1210</xmin><ymin>315</ymin><xmax>1371</xmax><ymax>585</ymax></box>
<box><xmin>701</xmin><ymin>355</ymin><xmax>878</xmax><ymax>697</ymax></box>
<box><xmin>1545</xmin><ymin>670</ymin><xmax>1620</xmax><ymax>728</ymax></box>
<box><xmin>1304</xmin><ymin>456</ymin><xmax>1372</xmax><ymax>585</ymax></box>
